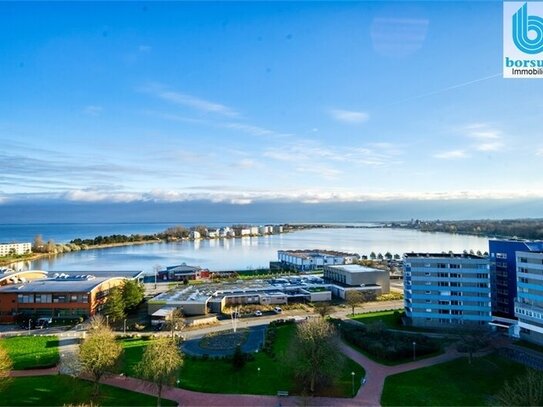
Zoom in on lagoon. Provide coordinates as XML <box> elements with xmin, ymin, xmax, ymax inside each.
<box><xmin>18</xmin><ymin>227</ymin><xmax>489</xmax><ymax>273</ymax></box>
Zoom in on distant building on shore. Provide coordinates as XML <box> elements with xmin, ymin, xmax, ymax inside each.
<box><xmin>276</xmin><ymin>249</ymin><xmax>360</xmax><ymax>272</ymax></box>
<box><xmin>403</xmin><ymin>252</ymin><xmax>491</xmax><ymax>329</ymax></box>
<box><xmin>158</xmin><ymin>264</ymin><xmax>211</xmax><ymax>282</ymax></box>
<box><xmin>0</xmin><ymin>242</ymin><xmax>31</xmax><ymax>256</ymax></box>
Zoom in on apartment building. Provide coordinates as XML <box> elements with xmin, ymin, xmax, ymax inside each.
<box><xmin>0</xmin><ymin>242</ymin><xmax>31</xmax><ymax>256</ymax></box>
<box><xmin>515</xmin><ymin>251</ymin><xmax>543</xmax><ymax>345</ymax></box>
<box><xmin>277</xmin><ymin>250</ymin><xmax>360</xmax><ymax>272</ymax></box>
<box><xmin>404</xmin><ymin>253</ymin><xmax>492</xmax><ymax>329</ymax></box>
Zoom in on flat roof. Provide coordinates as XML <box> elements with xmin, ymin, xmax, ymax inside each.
<box><xmin>50</xmin><ymin>270</ymin><xmax>144</xmax><ymax>279</ymax></box>
<box><xmin>404</xmin><ymin>252</ymin><xmax>486</xmax><ymax>259</ymax></box>
<box><xmin>278</xmin><ymin>249</ymin><xmax>359</xmax><ymax>259</ymax></box>
<box><xmin>326</xmin><ymin>264</ymin><xmax>383</xmax><ymax>273</ymax></box>
<box><xmin>0</xmin><ymin>276</ymin><xmax>124</xmax><ymax>294</ymax></box>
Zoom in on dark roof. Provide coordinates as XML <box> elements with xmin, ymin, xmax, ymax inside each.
<box><xmin>404</xmin><ymin>252</ymin><xmax>486</xmax><ymax>260</ymax></box>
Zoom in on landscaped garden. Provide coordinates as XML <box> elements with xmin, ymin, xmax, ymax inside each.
<box><xmin>119</xmin><ymin>321</ymin><xmax>366</xmax><ymax>397</ymax></box>
<box><xmin>1</xmin><ymin>336</ymin><xmax>59</xmax><ymax>369</ymax></box>
<box><xmin>337</xmin><ymin>320</ymin><xmax>443</xmax><ymax>365</ymax></box>
<box><xmin>381</xmin><ymin>354</ymin><xmax>527</xmax><ymax>406</ymax></box>
<box><xmin>0</xmin><ymin>375</ymin><xmax>177</xmax><ymax>406</ymax></box>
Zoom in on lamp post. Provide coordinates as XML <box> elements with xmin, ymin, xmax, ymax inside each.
<box><xmin>412</xmin><ymin>341</ymin><xmax>416</xmax><ymax>361</ymax></box>
<box><xmin>351</xmin><ymin>371</ymin><xmax>355</xmax><ymax>396</ymax></box>
<box><xmin>106</xmin><ymin>315</ymin><xmax>109</xmax><ymax>327</ymax></box>
<box><xmin>258</xmin><ymin>367</ymin><xmax>261</xmax><ymax>376</ymax></box>
<box><xmin>176</xmin><ymin>379</ymin><xmax>180</xmax><ymax>388</ymax></box>
<box><xmin>28</xmin><ymin>318</ymin><xmax>32</xmax><ymax>331</ymax></box>
<box><xmin>123</xmin><ymin>319</ymin><xmax>127</xmax><ymax>335</ymax></box>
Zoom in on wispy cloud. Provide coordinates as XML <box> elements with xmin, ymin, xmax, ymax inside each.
<box><xmin>141</xmin><ymin>83</ymin><xmax>239</xmax><ymax>117</ymax></box>
<box><xmin>464</xmin><ymin>123</ymin><xmax>505</xmax><ymax>152</ymax></box>
<box><xmin>537</xmin><ymin>148</ymin><xmax>543</xmax><ymax>157</ymax></box>
<box><xmin>84</xmin><ymin>105</ymin><xmax>103</xmax><ymax>116</ymax></box>
<box><xmin>370</xmin><ymin>17</ymin><xmax>429</xmax><ymax>57</ymax></box>
<box><xmin>329</xmin><ymin>109</ymin><xmax>370</xmax><ymax>124</ymax></box>
<box><xmin>434</xmin><ymin>150</ymin><xmax>468</xmax><ymax>159</ymax></box>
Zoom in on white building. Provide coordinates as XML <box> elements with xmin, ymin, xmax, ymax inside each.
<box><xmin>259</xmin><ymin>226</ymin><xmax>270</xmax><ymax>235</ymax></box>
<box><xmin>208</xmin><ymin>230</ymin><xmax>219</xmax><ymax>239</ymax></box>
<box><xmin>250</xmin><ymin>226</ymin><xmax>259</xmax><ymax>235</ymax></box>
<box><xmin>273</xmin><ymin>225</ymin><xmax>284</xmax><ymax>233</ymax></box>
<box><xmin>0</xmin><ymin>243</ymin><xmax>32</xmax><ymax>257</ymax></box>
<box><xmin>240</xmin><ymin>228</ymin><xmax>251</xmax><ymax>237</ymax></box>
<box><xmin>189</xmin><ymin>231</ymin><xmax>201</xmax><ymax>240</ymax></box>
<box><xmin>277</xmin><ymin>250</ymin><xmax>360</xmax><ymax>272</ymax></box>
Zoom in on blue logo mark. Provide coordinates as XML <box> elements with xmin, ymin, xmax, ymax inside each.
<box><xmin>513</xmin><ymin>3</ymin><xmax>543</xmax><ymax>54</ymax></box>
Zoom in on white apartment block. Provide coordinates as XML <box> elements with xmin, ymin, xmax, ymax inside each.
<box><xmin>0</xmin><ymin>243</ymin><xmax>32</xmax><ymax>256</ymax></box>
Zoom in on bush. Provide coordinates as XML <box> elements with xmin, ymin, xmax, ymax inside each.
<box><xmin>339</xmin><ymin>322</ymin><xmax>441</xmax><ymax>362</ymax></box>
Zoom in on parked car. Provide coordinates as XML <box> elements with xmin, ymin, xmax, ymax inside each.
<box><xmin>35</xmin><ymin>317</ymin><xmax>52</xmax><ymax>329</ymax></box>
<box><xmin>274</xmin><ymin>307</ymin><xmax>282</xmax><ymax>314</ymax></box>
<box><xmin>254</xmin><ymin>310</ymin><xmax>263</xmax><ymax>317</ymax></box>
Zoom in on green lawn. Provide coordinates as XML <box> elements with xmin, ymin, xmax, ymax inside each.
<box><xmin>1</xmin><ymin>336</ymin><xmax>60</xmax><ymax>370</ymax></box>
<box><xmin>350</xmin><ymin>310</ymin><xmax>403</xmax><ymax>328</ymax></box>
<box><xmin>381</xmin><ymin>354</ymin><xmax>527</xmax><ymax>406</ymax></box>
<box><xmin>119</xmin><ymin>337</ymin><xmax>153</xmax><ymax>377</ymax></box>
<box><xmin>120</xmin><ymin>324</ymin><xmax>366</xmax><ymax>397</ymax></box>
<box><xmin>0</xmin><ymin>375</ymin><xmax>176</xmax><ymax>406</ymax></box>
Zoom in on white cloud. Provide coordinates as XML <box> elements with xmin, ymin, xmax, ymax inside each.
<box><xmin>141</xmin><ymin>84</ymin><xmax>238</xmax><ymax>117</ymax></box>
<box><xmin>476</xmin><ymin>141</ymin><xmax>504</xmax><ymax>152</ymax></box>
<box><xmin>537</xmin><ymin>148</ymin><xmax>543</xmax><ymax>156</ymax></box>
<box><xmin>329</xmin><ymin>109</ymin><xmax>370</xmax><ymax>124</ymax></box>
<box><xmin>84</xmin><ymin>105</ymin><xmax>103</xmax><ymax>116</ymax></box>
<box><xmin>434</xmin><ymin>150</ymin><xmax>468</xmax><ymax>159</ymax></box>
<box><xmin>464</xmin><ymin>123</ymin><xmax>505</xmax><ymax>152</ymax></box>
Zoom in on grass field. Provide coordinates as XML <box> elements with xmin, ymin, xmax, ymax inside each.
<box><xmin>0</xmin><ymin>375</ymin><xmax>176</xmax><ymax>406</ymax></box>
<box><xmin>381</xmin><ymin>354</ymin><xmax>527</xmax><ymax>406</ymax></box>
<box><xmin>1</xmin><ymin>336</ymin><xmax>60</xmax><ymax>369</ymax></box>
<box><xmin>120</xmin><ymin>324</ymin><xmax>365</xmax><ymax>397</ymax></box>
<box><xmin>350</xmin><ymin>310</ymin><xmax>403</xmax><ymax>328</ymax></box>
<box><xmin>180</xmin><ymin>324</ymin><xmax>365</xmax><ymax>397</ymax></box>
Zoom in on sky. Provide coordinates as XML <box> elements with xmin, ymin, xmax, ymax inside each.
<box><xmin>1</xmin><ymin>1</ymin><xmax>542</xmax><ymax>223</ymax></box>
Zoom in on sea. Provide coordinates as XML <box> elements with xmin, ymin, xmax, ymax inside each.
<box><xmin>0</xmin><ymin>223</ymin><xmax>490</xmax><ymax>273</ymax></box>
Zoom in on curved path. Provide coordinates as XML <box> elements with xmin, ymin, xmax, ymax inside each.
<box><xmin>9</xmin><ymin>341</ymin><xmax>463</xmax><ymax>407</ymax></box>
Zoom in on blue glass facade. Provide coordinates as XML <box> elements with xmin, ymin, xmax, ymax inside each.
<box><xmin>489</xmin><ymin>240</ymin><xmax>543</xmax><ymax>320</ymax></box>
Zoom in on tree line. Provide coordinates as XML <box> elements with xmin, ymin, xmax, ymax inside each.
<box><xmin>401</xmin><ymin>219</ymin><xmax>543</xmax><ymax>240</ymax></box>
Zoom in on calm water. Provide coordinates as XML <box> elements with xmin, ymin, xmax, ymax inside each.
<box><xmin>12</xmin><ymin>227</ymin><xmax>490</xmax><ymax>273</ymax></box>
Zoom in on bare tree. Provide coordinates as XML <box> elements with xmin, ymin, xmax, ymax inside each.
<box><xmin>288</xmin><ymin>318</ymin><xmax>343</xmax><ymax>393</ymax></box>
<box><xmin>78</xmin><ymin>316</ymin><xmax>123</xmax><ymax>399</ymax></box>
<box><xmin>494</xmin><ymin>369</ymin><xmax>543</xmax><ymax>406</ymax></box>
<box><xmin>313</xmin><ymin>302</ymin><xmax>333</xmax><ymax>318</ymax></box>
<box><xmin>345</xmin><ymin>290</ymin><xmax>373</xmax><ymax>316</ymax></box>
<box><xmin>138</xmin><ymin>337</ymin><xmax>183</xmax><ymax>407</ymax></box>
<box><xmin>166</xmin><ymin>308</ymin><xmax>185</xmax><ymax>339</ymax></box>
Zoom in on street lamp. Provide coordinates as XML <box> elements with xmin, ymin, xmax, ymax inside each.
<box><xmin>258</xmin><ymin>367</ymin><xmax>261</xmax><ymax>376</ymax></box>
<box><xmin>28</xmin><ymin>318</ymin><xmax>32</xmax><ymax>331</ymax></box>
<box><xmin>412</xmin><ymin>341</ymin><xmax>416</xmax><ymax>361</ymax></box>
<box><xmin>123</xmin><ymin>319</ymin><xmax>127</xmax><ymax>335</ymax></box>
<box><xmin>176</xmin><ymin>379</ymin><xmax>180</xmax><ymax>387</ymax></box>
<box><xmin>351</xmin><ymin>371</ymin><xmax>355</xmax><ymax>396</ymax></box>
<box><xmin>106</xmin><ymin>315</ymin><xmax>109</xmax><ymax>326</ymax></box>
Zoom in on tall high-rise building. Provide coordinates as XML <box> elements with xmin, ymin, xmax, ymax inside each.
<box><xmin>404</xmin><ymin>253</ymin><xmax>491</xmax><ymax>329</ymax></box>
<box><xmin>489</xmin><ymin>240</ymin><xmax>543</xmax><ymax>325</ymax></box>
<box><xmin>515</xmin><ymin>250</ymin><xmax>543</xmax><ymax>345</ymax></box>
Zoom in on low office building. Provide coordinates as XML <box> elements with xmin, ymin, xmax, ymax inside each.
<box><xmin>324</xmin><ymin>264</ymin><xmax>390</xmax><ymax>299</ymax></box>
<box><xmin>277</xmin><ymin>250</ymin><xmax>360</xmax><ymax>272</ymax></box>
<box><xmin>0</xmin><ymin>242</ymin><xmax>31</xmax><ymax>256</ymax></box>
<box><xmin>515</xmin><ymin>251</ymin><xmax>543</xmax><ymax>345</ymax></box>
<box><xmin>403</xmin><ymin>253</ymin><xmax>491</xmax><ymax>329</ymax></box>
<box><xmin>0</xmin><ymin>274</ymin><xmax>127</xmax><ymax>323</ymax></box>
<box><xmin>148</xmin><ymin>276</ymin><xmax>332</xmax><ymax>317</ymax></box>
<box><xmin>158</xmin><ymin>264</ymin><xmax>210</xmax><ymax>281</ymax></box>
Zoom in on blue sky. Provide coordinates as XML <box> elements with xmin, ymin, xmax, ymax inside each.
<box><xmin>1</xmin><ymin>1</ymin><xmax>542</xmax><ymax>218</ymax></box>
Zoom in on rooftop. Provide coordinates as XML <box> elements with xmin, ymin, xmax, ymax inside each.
<box><xmin>278</xmin><ymin>249</ymin><xmax>359</xmax><ymax>259</ymax></box>
<box><xmin>404</xmin><ymin>252</ymin><xmax>487</xmax><ymax>260</ymax></box>
<box><xmin>0</xmin><ymin>275</ymin><xmax>125</xmax><ymax>294</ymax></box>
<box><xmin>326</xmin><ymin>264</ymin><xmax>384</xmax><ymax>273</ymax></box>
